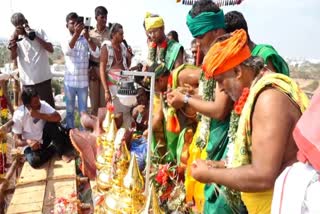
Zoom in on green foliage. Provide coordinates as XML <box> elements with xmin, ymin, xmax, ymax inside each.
<box><xmin>0</xmin><ymin>45</ymin><xmax>10</xmax><ymax>67</ymax></box>
<box><xmin>49</xmin><ymin>45</ymin><xmax>65</xmax><ymax>65</ymax></box>
<box><xmin>51</xmin><ymin>79</ymin><xmax>62</xmax><ymax>95</ymax></box>
<box><xmin>74</xmin><ymin>111</ymin><xmax>81</xmax><ymax>128</ymax></box>
<box><xmin>48</xmin><ymin>57</ymin><xmax>54</xmax><ymax>65</ymax></box>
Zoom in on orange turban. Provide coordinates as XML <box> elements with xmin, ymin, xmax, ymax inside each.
<box><xmin>202</xmin><ymin>29</ymin><xmax>251</xmax><ymax>79</ymax></box>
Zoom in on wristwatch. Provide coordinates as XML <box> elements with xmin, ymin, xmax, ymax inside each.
<box><xmin>183</xmin><ymin>94</ymin><xmax>191</xmax><ymax>104</ymax></box>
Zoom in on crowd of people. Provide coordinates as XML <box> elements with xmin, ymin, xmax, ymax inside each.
<box><xmin>4</xmin><ymin>0</ymin><xmax>320</xmax><ymax>213</ymax></box>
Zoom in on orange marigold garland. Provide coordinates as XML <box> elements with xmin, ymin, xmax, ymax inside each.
<box><xmin>227</xmin><ymin>87</ymin><xmax>250</xmax><ymax>163</ymax></box>
<box><xmin>147</xmin><ymin>40</ymin><xmax>168</xmax><ymax>66</ymax></box>
<box><xmin>233</xmin><ymin>87</ymin><xmax>250</xmax><ymax>115</ymax></box>
<box><xmin>224</xmin><ymin>87</ymin><xmax>250</xmax><ymax>208</ymax></box>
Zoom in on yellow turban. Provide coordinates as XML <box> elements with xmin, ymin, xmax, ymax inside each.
<box><xmin>202</xmin><ymin>29</ymin><xmax>251</xmax><ymax>79</ymax></box>
<box><xmin>144</xmin><ymin>12</ymin><xmax>164</xmax><ymax>31</ymax></box>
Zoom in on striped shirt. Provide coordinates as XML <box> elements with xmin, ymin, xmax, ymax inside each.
<box><xmin>61</xmin><ymin>34</ymin><xmax>99</xmax><ymax>88</ymax></box>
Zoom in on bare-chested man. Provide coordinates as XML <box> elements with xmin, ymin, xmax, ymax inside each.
<box><xmin>99</xmin><ymin>23</ymin><xmax>132</xmax><ymax>128</ymax></box>
<box><xmin>191</xmin><ymin>29</ymin><xmax>309</xmax><ymax>214</ymax></box>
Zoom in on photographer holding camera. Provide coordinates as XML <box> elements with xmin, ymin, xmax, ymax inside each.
<box><xmin>61</xmin><ymin>12</ymin><xmax>99</xmax><ymax>129</ymax></box>
<box><xmin>8</xmin><ymin>12</ymin><xmax>55</xmax><ymax>108</ymax></box>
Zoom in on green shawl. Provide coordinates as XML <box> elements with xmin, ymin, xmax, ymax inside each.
<box><xmin>252</xmin><ymin>44</ymin><xmax>290</xmax><ymax>76</ymax></box>
<box><xmin>204</xmin><ymin>118</ymin><xmax>234</xmax><ymax>214</ymax></box>
<box><xmin>165</xmin><ymin>40</ymin><xmax>183</xmax><ymax>71</ymax></box>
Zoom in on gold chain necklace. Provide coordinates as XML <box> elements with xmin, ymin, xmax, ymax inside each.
<box><xmin>113</xmin><ymin>45</ymin><xmax>122</xmax><ymax>64</ymax></box>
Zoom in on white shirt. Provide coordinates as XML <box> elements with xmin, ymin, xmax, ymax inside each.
<box><xmin>12</xmin><ymin>100</ymin><xmax>56</xmax><ymax>142</ymax></box>
<box><xmin>61</xmin><ymin>33</ymin><xmax>100</xmax><ymax>88</ymax></box>
<box><xmin>272</xmin><ymin>162</ymin><xmax>320</xmax><ymax>214</ymax></box>
<box><xmin>16</xmin><ymin>28</ymin><xmax>53</xmax><ymax>85</ymax></box>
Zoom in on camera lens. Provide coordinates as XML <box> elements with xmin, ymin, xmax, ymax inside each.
<box><xmin>23</xmin><ymin>24</ymin><xmax>36</xmax><ymax>40</ymax></box>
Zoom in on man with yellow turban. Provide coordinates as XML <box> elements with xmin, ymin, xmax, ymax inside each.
<box><xmin>191</xmin><ymin>29</ymin><xmax>309</xmax><ymax>214</ymax></box>
<box><xmin>144</xmin><ymin>13</ymin><xmax>184</xmax><ymax>71</ymax></box>
<box><xmin>144</xmin><ymin>13</ymin><xmax>186</xmax><ymax>165</ymax></box>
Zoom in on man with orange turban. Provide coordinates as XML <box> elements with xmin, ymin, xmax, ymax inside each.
<box><xmin>190</xmin><ymin>29</ymin><xmax>309</xmax><ymax>214</ymax></box>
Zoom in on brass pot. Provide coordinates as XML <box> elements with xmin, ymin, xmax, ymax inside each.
<box><xmin>96</xmin><ymin>170</ymin><xmax>112</xmax><ymax>191</ymax></box>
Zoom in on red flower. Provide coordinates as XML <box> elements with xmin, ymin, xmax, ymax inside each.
<box><xmin>155</xmin><ymin>164</ymin><xmax>170</xmax><ymax>185</ymax></box>
<box><xmin>70</xmin><ymin>192</ymin><xmax>77</xmax><ymax>198</ymax></box>
<box><xmin>56</xmin><ymin>197</ymin><xmax>69</xmax><ymax>206</ymax></box>
<box><xmin>235</xmin><ymin>106</ymin><xmax>242</xmax><ymax>115</ymax></box>
<box><xmin>167</xmin><ymin>74</ymin><xmax>173</xmax><ymax>89</ymax></box>
<box><xmin>0</xmin><ymin>97</ymin><xmax>7</xmax><ymax>109</ymax></box>
<box><xmin>107</xmin><ymin>103</ymin><xmax>114</xmax><ymax>112</ymax></box>
<box><xmin>242</xmin><ymin>88</ymin><xmax>250</xmax><ymax>96</ymax></box>
<box><xmin>155</xmin><ymin>173</ymin><xmax>166</xmax><ymax>185</ymax></box>
<box><xmin>160</xmin><ymin>40</ymin><xmax>168</xmax><ymax>49</ymax></box>
<box><xmin>234</xmin><ymin>87</ymin><xmax>250</xmax><ymax>115</ymax></box>
<box><xmin>150</xmin><ymin>42</ymin><xmax>157</xmax><ymax>48</ymax></box>
<box><xmin>160</xmin><ymin>185</ymin><xmax>174</xmax><ymax>202</ymax></box>
<box><xmin>201</xmin><ymin>64</ymin><xmax>207</xmax><ymax>73</ymax></box>
<box><xmin>233</xmin><ymin>100</ymin><xmax>238</xmax><ymax>108</ymax></box>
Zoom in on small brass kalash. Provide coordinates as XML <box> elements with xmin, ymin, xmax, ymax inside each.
<box><xmin>95</xmin><ymin>105</ymin><xmax>146</xmax><ymax>213</ymax></box>
<box><xmin>95</xmin><ymin>106</ymin><xmax>118</xmax><ymax>192</ymax></box>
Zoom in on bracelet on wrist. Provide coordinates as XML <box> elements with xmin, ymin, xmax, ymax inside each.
<box><xmin>183</xmin><ymin>94</ymin><xmax>191</xmax><ymax>104</ymax></box>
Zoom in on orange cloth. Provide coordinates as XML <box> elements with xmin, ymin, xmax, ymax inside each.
<box><xmin>202</xmin><ymin>29</ymin><xmax>251</xmax><ymax>78</ymax></box>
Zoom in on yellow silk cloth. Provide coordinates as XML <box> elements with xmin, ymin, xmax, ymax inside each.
<box><xmin>184</xmin><ymin>123</ymin><xmax>207</xmax><ymax>212</ymax></box>
<box><xmin>241</xmin><ymin>190</ymin><xmax>274</xmax><ymax>214</ymax></box>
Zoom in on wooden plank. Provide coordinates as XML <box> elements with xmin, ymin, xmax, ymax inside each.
<box><xmin>8</xmin><ymin>157</ymin><xmax>78</xmax><ymax>214</ymax></box>
<box><xmin>47</xmin><ymin>158</ymin><xmax>76</xmax><ymax>179</ymax></box>
<box><xmin>42</xmin><ymin>159</ymin><xmax>77</xmax><ymax>214</ymax></box>
<box><xmin>7</xmin><ymin>160</ymin><xmax>49</xmax><ymax>214</ymax></box>
<box><xmin>6</xmin><ymin>182</ymin><xmax>46</xmax><ymax>214</ymax></box>
<box><xmin>42</xmin><ymin>179</ymin><xmax>77</xmax><ymax>213</ymax></box>
<box><xmin>17</xmin><ymin>161</ymin><xmax>50</xmax><ymax>185</ymax></box>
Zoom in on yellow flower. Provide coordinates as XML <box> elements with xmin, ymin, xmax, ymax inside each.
<box><xmin>1</xmin><ymin>108</ymin><xmax>9</xmax><ymax>119</ymax></box>
<box><xmin>0</xmin><ymin>142</ymin><xmax>7</xmax><ymax>153</ymax></box>
<box><xmin>0</xmin><ymin>130</ymin><xmax>7</xmax><ymax>144</ymax></box>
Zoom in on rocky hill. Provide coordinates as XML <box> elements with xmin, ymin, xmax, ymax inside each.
<box><xmin>287</xmin><ymin>59</ymin><xmax>320</xmax><ymax>96</ymax></box>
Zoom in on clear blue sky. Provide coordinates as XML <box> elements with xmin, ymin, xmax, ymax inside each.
<box><xmin>1</xmin><ymin>0</ymin><xmax>319</xmax><ymax>58</ymax></box>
